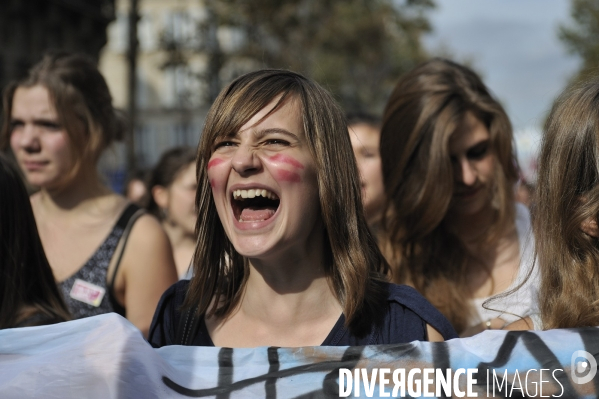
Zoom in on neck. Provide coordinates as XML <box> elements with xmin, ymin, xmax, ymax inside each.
<box><xmin>239</xmin><ymin>229</ymin><xmax>341</xmax><ymax>322</ymax></box>
<box><xmin>37</xmin><ymin>170</ymin><xmax>111</xmax><ymax>214</ymax></box>
<box><xmin>162</xmin><ymin>221</ymin><xmax>196</xmax><ymax>247</ymax></box>
<box><xmin>445</xmin><ymin>202</ymin><xmax>497</xmax><ymax>246</ymax></box>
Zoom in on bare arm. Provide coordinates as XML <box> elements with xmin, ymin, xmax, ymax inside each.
<box><xmin>504</xmin><ymin>316</ymin><xmax>533</xmax><ymax>331</ymax></box>
<box><xmin>426</xmin><ymin>324</ymin><xmax>445</xmax><ymax>342</ymax></box>
<box><xmin>115</xmin><ymin>215</ymin><xmax>178</xmax><ymax>337</ymax></box>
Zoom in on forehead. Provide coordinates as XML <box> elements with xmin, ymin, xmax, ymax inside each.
<box><xmin>448</xmin><ymin>112</ymin><xmax>490</xmax><ymax>152</ymax></box>
<box><xmin>12</xmin><ymin>85</ymin><xmax>57</xmax><ymax>119</ymax></box>
<box><xmin>174</xmin><ymin>162</ymin><xmax>196</xmax><ymax>183</ymax></box>
<box><xmin>349</xmin><ymin>123</ymin><xmax>380</xmax><ymax>147</ymax></box>
<box><xmin>231</xmin><ymin>95</ymin><xmax>304</xmax><ymax>138</ymax></box>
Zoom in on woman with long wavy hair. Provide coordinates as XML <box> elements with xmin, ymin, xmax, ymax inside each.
<box><xmin>509</xmin><ymin>78</ymin><xmax>599</xmax><ymax>330</ymax></box>
<box><xmin>380</xmin><ymin>58</ymin><xmax>538</xmax><ymax>336</ymax></box>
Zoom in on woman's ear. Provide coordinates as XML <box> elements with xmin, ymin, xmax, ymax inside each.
<box><xmin>152</xmin><ymin>185</ymin><xmax>169</xmax><ymax>209</ymax></box>
<box><xmin>581</xmin><ymin>217</ymin><xmax>599</xmax><ymax>238</ymax></box>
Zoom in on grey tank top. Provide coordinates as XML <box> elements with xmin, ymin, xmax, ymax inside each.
<box><xmin>58</xmin><ymin>204</ymin><xmax>142</xmax><ymax>319</ymax></box>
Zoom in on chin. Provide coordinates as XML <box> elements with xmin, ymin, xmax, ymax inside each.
<box><xmin>27</xmin><ymin>177</ymin><xmax>57</xmax><ymax>190</ymax></box>
<box><xmin>230</xmin><ymin>230</ymin><xmax>289</xmax><ymax>258</ymax></box>
<box><xmin>449</xmin><ymin>202</ymin><xmax>487</xmax><ymax>217</ymax></box>
<box><xmin>232</xmin><ymin>242</ymin><xmax>272</xmax><ymax>259</ymax></box>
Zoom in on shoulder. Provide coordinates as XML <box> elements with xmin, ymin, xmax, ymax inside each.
<box><xmin>123</xmin><ymin>208</ymin><xmax>172</xmax><ymax>261</ymax></box>
<box><xmin>380</xmin><ymin>282</ymin><xmax>458</xmax><ymax>341</ymax></box>
<box><xmin>148</xmin><ymin>280</ymin><xmax>190</xmax><ymax>347</ymax></box>
<box><xmin>129</xmin><ymin>213</ymin><xmax>165</xmax><ymax>239</ymax></box>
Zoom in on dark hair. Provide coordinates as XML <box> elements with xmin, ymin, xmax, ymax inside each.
<box><xmin>147</xmin><ymin>146</ymin><xmax>196</xmax><ymax>219</ymax></box>
<box><xmin>535</xmin><ymin>78</ymin><xmax>599</xmax><ymax>329</ymax></box>
<box><xmin>1</xmin><ymin>52</ymin><xmax>126</xmax><ymax>180</ymax></box>
<box><xmin>187</xmin><ymin>69</ymin><xmax>389</xmax><ymax>333</ymax></box>
<box><xmin>0</xmin><ymin>154</ymin><xmax>70</xmax><ymax>328</ymax></box>
<box><xmin>346</xmin><ymin>111</ymin><xmax>381</xmax><ymax>129</ymax></box>
<box><xmin>380</xmin><ymin>58</ymin><xmax>518</xmax><ymax>333</ymax></box>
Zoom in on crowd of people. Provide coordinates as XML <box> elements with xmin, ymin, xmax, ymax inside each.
<box><xmin>1</xmin><ymin>51</ymin><xmax>598</xmax><ymax>348</ymax></box>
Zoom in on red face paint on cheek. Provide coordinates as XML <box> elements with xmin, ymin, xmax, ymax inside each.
<box><xmin>207</xmin><ymin>158</ymin><xmax>224</xmax><ymax>170</ymax></box>
<box><xmin>269</xmin><ymin>154</ymin><xmax>304</xmax><ymax>169</ymax></box>
<box><xmin>276</xmin><ymin>170</ymin><xmax>301</xmax><ymax>183</ymax></box>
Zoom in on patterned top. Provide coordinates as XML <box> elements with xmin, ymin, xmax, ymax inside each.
<box><xmin>57</xmin><ymin>204</ymin><xmax>141</xmax><ymax>320</ymax></box>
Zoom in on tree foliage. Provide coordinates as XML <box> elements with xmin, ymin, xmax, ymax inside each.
<box><xmin>163</xmin><ymin>0</ymin><xmax>434</xmax><ymax>114</ymax></box>
<box><xmin>559</xmin><ymin>0</ymin><xmax>599</xmax><ymax>84</ymax></box>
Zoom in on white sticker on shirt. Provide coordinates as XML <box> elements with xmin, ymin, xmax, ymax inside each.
<box><xmin>70</xmin><ymin>279</ymin><xmax>106</xmax><ymax>307</ymax></box>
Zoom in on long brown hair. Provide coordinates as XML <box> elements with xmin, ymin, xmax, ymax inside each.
<box><xmin>0</xmin><ymin>154</ymin><xmax>70</xmax><ymax>328</ymax></box>
<box><xmin>1</xmin><ymin>52</ymin><xmax>126</xmax><ymax>180</ymax></box>
<box><xmin>185</xmin><ymin>69</ymin><xmax>388</xmax><ymax>333</ymax></box>
<box><xmin>380</xmin><ymin>58</ymin><xmax>518</xmax><ymax>333</ymax></box>
<box><xmin>535</xmin><ymin>78</ymin><xmax>599</xmax><ymax>329</ymax></box>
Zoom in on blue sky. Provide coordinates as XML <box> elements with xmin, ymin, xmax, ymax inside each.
<box><xmin>423</xmin><ymin>0</ymin><xmax>580</xmax><ymax>179</ymax></box>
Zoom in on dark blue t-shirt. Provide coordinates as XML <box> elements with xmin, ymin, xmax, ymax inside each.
<box><xmin>148</xmin><ymin>280</ymin><xmax>457</xmax><ymax>348</ymax></box>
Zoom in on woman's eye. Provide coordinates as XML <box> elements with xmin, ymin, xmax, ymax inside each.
<box><xmin>9</xmin><ymin>121</ymin><xmax>24</xmax><ymax>131</ymax></box>
<box><xmin>39</xmin><ymin>121</ymin><xmax>62</xmax><ymax>131</ymax></box>
<box><xmin>467</xmin><ymin>143</ymin><xmax>489</xmax><ymax>160</ymax></box>
<box><xmin>214</xmin><ymin>141</ymin><xmax>235</xmax><ymax>149</ymax></box>
<box><xmin>264</xmin><ymin>139</ymin><xmax>289</xmax><ymax>146</ymax></box>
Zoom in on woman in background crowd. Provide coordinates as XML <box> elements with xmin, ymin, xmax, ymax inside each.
<box><xmin>124</xmin><ymin>169</ymin><xmax>148</xmax><ymax>206</ymax></box>
<box><xmin>347</xmin><ymin>112</ymin><xmax>386</xmax><ymax>236</ymax></box>
<box><xmin>1</xmin><ymin>52</ymin><xmax>178</xmax><ymax>337</ymax></box>
<box><xmin>509</xmin><ymin>78</ymin><xmax>599</xmax><ymax>330</ymax></box>
<box><xmin>380</xmin><ymin>58</ymin><xmax>537</xmax><ymax>336</ymax></box>
<box><xmin>149</xmin><ymin>69</ymin><xmax>457</xmax><ymax>347</ymax></box>
<box><xmin>0</xmin><ymin>154</ymin><xmax>70</xmax><ymax>329</ymax></box>
<box><xmin>147</xmin><ymin>146</ymin><xmax>197</xmax><ymax>278</ymax></box>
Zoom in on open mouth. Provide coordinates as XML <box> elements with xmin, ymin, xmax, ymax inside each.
<box><xmin>231</xmin><ymin>188</ymin><xmax>280</xmax><ymax>223</ymax></box>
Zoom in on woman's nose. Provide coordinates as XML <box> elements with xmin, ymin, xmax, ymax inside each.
<box><xmin>231</xmin><ymin>144</ymin><xmax>261</xmax><ymax>175</ymax></box>
<box><xmin>455</xmin><ymin>159</ymin><xmax>477</xmax><ymax>186</ymax></box>
<box><xmin>15</xmin><ymin>125</ymin><xmax>41</xmax><ymax>152</ymax></box>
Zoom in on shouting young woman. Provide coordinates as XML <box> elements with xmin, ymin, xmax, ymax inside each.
<box><xmin>149</xmin><ymin>69</ymin><xmax>457</xmax><ymax>347</ymax></box>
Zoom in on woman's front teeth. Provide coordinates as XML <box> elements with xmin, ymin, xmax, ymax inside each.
<box><xmin>233</xmin><ymin>189</ymin><xmax>277</xmax><ymax>200</ymax></box>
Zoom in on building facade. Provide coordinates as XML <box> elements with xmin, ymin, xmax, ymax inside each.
<box><xmin>99</xmin><ymin>0</ymin><xmax>215</xmax><ymax>189</ymax></box>
<box><xmin>0</xmin><ymin>0</ymin><xmax>115</xmax><ymax>91</ymax></box>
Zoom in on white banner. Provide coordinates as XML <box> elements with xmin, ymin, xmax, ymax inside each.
<box><xmin>0</xmin><ymin>314</ymin><xmax>597</xmax><ymax>398</ymax></box>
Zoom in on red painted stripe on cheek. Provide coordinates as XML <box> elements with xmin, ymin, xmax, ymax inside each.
<box><xmin>207</xmin><ymin>158</ymin><xmax>224</xmax><ymax>170</ymax></box>
<box><xmin>269</xmin><ymin>154</ymin><xmax>304</xmax><ymax>169</ymax></box>
<box><xmin>276</xmin><ymin>170</ymin><xmax>301</xmax><ymax>183</ymax></box>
